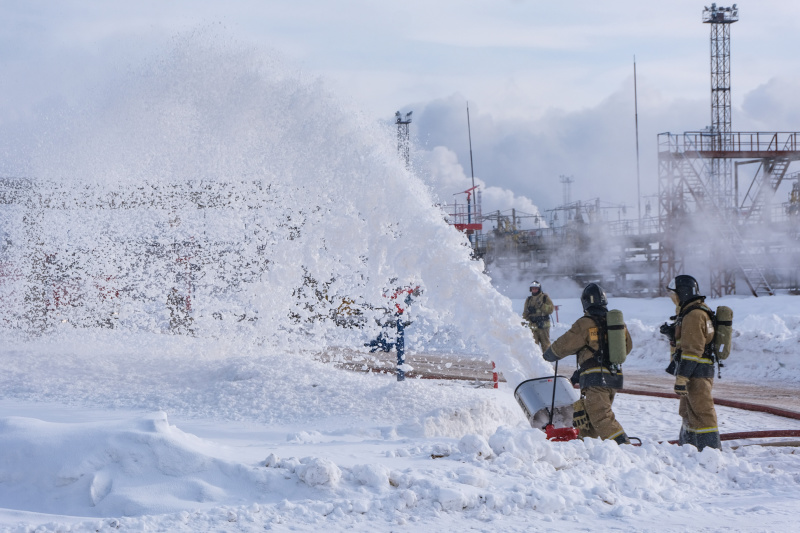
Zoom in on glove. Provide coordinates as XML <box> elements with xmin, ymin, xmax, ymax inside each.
<box><xmin>542</xmin><ymin>346</ymin><xmax>559</xmax><ymax>363</ymax></box>
<box><xmin>659</xmin><ymin>322</ymin><xmax>676</xmax><ymax>343</ymax></box>
<box><xmin>674</xmin><ymin>375</ymin><xmax>689</xmax><ymax>396</ymax></box>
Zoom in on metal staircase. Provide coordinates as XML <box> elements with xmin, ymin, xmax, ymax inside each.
<box><xmin>740</xmin><ymin>157</ymin><xmax>792</xmax><ymax>220</ymax></box>
<box><xmin>672</xmin><ymin>143</ymin><xmax>774</xmax><ymax>296</ymax></box>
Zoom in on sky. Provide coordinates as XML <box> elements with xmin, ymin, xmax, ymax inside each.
<box><xmin>2</xmin><ymin>0</ymin><xmax>800</xmax><ymax>219</ymax></box>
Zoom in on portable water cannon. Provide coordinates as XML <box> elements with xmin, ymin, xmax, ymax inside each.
<box><xmin>514</xmin><ymin>358</ymin><xmax>580</xmax><ymax>441</ymax></box>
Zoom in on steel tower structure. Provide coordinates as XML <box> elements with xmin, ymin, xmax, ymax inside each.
<box><xmin>705</xmin><ymin>3</ymin><xmax>737</xmax><ymax>210</ymax></box>
<box><xmin>395</xmin><ymin>111</ymin><xmax>412</xmax><ymax>169</ymax></box>
<box><xmin>705</xmin><ymin>3</ymin><xmax>739</xmax><ymax>295</ymax></box>
<box><xmin>658</xmin><ymin>4</ymin><xmax>800</xmax><ymax>297</ymax></box>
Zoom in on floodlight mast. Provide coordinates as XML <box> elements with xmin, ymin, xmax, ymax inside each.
<box><xmin>703</xmin><ymin>3</ymin><xmax>738</xmax><ymax>145</ymax></box>
<box><xmin>395</xmin><ymin>110</ymin><xmax>412</xmax><ymax>169</ymax></box>
<box><xmin>702</xmin><ymin>3</ymin><xmax>738</xmax><ymax>24</ymax></box>
<box><xmin>703</xmin><ymin>3</ymin><xmax>738</xmax><ymax>211</ymax></box>
<box><xmin>703</xmin><ymin>3</ymin><xmax>739</xmax><ymax>297</ymax></box>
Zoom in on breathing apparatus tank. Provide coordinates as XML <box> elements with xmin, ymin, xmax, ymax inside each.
<box><xmin>714</xmin><ymin>306</ymin><xmax>733</xmax><ymax>360</ymax></box>
<box><xmin>606</xmin><ymin>309</ymin><xmax>627</xmax><ymax>365</ymax></box>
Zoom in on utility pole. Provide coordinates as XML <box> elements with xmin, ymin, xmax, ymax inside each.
<box><xmin>634</xmin><ymin>56</ymin><xmax>642</xmax><ymax>232</ymax></box>
<box><xmin>466</xmin><ymin>103</ymin><xmax>479</xmax><ymax>245</ymax></box>
<box><xmin>466</xmin><ymin>103</ymin><xmax>478</xmax><ymax>221</ymax></box>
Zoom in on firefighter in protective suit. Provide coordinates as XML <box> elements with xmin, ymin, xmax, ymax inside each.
<box><xmin>666</xmin><ymin>275</ymin><xmax>721</xmax><ymax>451</ymax></box>
<box><xmin>522</xmin><ymin>281</ymin><xmax>554</xmax><ymax>350</ymax></box>
<box><xmin>542</xmin><ymin>283</ymin><xmax>632</xmax><ymax>444</ymax></box>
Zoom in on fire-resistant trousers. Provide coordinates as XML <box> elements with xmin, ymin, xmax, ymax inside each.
<box><xmin>678</xmin><ymin>376</ymin><xmax>718</xmax><ymax>437</ymax></box>
<box><xmin>529</xmin><ymin>327</ymin><xmax>551</xmax><ymax>351</ymax></box>
<box><xmin>580</xmin><ymin>386</ymin><xmax>628</xmax><ymax>444</ymax></box>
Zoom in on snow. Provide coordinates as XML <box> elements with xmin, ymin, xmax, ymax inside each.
<box><xmin>1</xmin><ymin>299</ymin><xmax>799</xmax><ymax>532</ymax></box>
<box><xmin>1</xmin><ymin>371</ymin><xmax>799</xmax><ymax>532</ymax></box>
<box><xmin>0</xmin><ymin>32</ymin><xmax>799</xmax><ymax>532</ymax></box>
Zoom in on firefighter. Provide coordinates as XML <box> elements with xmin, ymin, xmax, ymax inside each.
<box><xmin>542</xmin><ymin>283</ymin><xmax>632</xmax><ymax>444</ymax></box>
<box><xmin>666</xmin><ymin>275</ymin><xmax>721</xmax><ymax>451</ymax></box>
<box><xmin>522</xmin><ymin>280</ymin><xmax>554</xmax><ymax>350</ymax></box>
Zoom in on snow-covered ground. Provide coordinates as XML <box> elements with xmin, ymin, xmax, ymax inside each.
<box><xmin>1</xmin><ymin>295</ymin><xmax>800</xmax><ymax>532</ymax></box>
<box><xmin>1</xmin><ymin>33</ymin><xmax>799</xmax><ymax>532</ymax></box>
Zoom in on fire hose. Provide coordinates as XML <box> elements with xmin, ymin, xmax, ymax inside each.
<box><xmin>344</xmin><ymin>359</ymin><xmax>800</xmax><ymax>445</ymax></box>
<box><xmin>620</xmin><ymin>387</ymin><xmax>800</xmax><ymax>445</ymax></box>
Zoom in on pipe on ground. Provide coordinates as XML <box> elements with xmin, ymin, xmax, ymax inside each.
<box><xmin>620</xmin><ymin>388</ymin><xmax>800</xmax><ymax>421</ymax></box>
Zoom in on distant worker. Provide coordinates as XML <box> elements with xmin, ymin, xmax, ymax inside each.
<box><xmin>522</xmin><ymin>280</ymin><xmax>554</xmax><ymax>350</ymax></box>
<box><xmin>664</xmin><ymin>275</ymin><xmax>721</xmax><ymax>451</ymax></box>
<box><xmin>542</xmin><ymin>283</ymin><xmax>632</xmax><ymax>444</ymax></box>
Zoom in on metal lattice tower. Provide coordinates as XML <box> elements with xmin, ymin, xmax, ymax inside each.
<box><xmin>704</xmin><ymin>3</ymin><xmax>738</xmax><ymax>211</ymax></box>
<box><xmin>704</xmin><ymin>4</ymin><xmax>739</xmax><ymax>295</ymax></box>
<box><xmin>395</xmin><ymin>111</ymin><xmax>412</xmax><ymax>169</ymax></box>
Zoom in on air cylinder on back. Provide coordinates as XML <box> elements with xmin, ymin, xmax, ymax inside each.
<box><xmin>606</xmin><ymin>309</ymin><xmax>627</xmax><ymax>365</ymax></box>
<box><xmin>714</xmin><ymin>306</ymin><xmax>733</xmax><ymax>360</ymax></box>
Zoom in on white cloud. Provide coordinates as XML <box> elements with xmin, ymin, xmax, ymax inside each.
<box><xmin>416</xmin><ymin>145</ymin><xmax>544</xmax><ymax>225</ymax></box>
<box><xmin>740</xmin><ymin>76</ymin><xmax>800</xmax><ymax>131</ymax></box>
<box><xmin>2</xmin><ymin>0</ymin><xmax>800</xmax><ymax>217</ymax></box>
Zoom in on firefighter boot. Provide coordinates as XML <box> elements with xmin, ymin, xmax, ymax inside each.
<box><xmin>695</xmin><ymin>431</ymin><xmax>721</xmax><ymax>451</ymax></box>
<box><xmin>613</xmin><ymin>432</ymin><xmax>631</xmax><ymax>445</ymax></box>
<box><xmin>678</xmin><ymin>419</ymin><xmax>692</xmax><ymax>446</ymax></box>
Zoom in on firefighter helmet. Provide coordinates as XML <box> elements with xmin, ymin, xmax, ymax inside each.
<box><xmin>530</xmin><ymin>280</ymin><xmax>541</xmax><ymax>293</ymax></box>
<box><xmin>668</xmin><ymin>275</ymin><xmax>702</xmax><ymax>305</ymax></box>
<box><xmin>581</xmin><ymin>283</ymin><xmax>608</xmax><ymax>312</ymax></box>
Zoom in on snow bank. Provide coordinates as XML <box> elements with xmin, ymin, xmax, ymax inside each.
<box><xmin>1</xmin><ymin>410</ymin><xmax>799</xmax><ymax>532</ymax></box>
<box><xmin>0</xmin><ymin>412</ymin><xmax>270</xmax><ymax>517</ymax></box>
<box><xmin>1</xmin><ymin>296</ymin><xmax>799</xmax><ymax>531</ymax></box>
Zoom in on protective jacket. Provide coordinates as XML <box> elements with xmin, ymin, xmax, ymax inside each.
<box><xmin>674</xmin><ymin>298</ymin><xmax>716</xmax><ymax>379</ymax></box>
<box><xmin>523</xmin><ymin>293</ymin><xmax>554</xmax><ymax>329</ymax></box>
<box><xmin>545</xmin><ymin>310</ymin><xmax>632</xmax><ymax>389</ymax></box>
<box><xmin>670</xmin><ymin>296</ymin><xmax>720</xmax><ymax>450</ymax></box>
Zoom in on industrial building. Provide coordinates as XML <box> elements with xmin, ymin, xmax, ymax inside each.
<box><xmin>460</xmin><ymin>4</ymin><xmax>800</xmax><ymax>297</ymax></box>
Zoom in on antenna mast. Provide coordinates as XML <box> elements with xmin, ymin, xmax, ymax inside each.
<box><xmin>634</xmin><ymin>56</ymin><xmax>642</xmax><ymax>231</ymax></box>
<box><xmin>466</xmin><ymin>103</ymin><xmax>477</xmax><ymax>216</ymax></box>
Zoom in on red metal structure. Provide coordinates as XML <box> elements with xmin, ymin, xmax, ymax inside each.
<box><xmin>448</xmin><ymin>186</ymin><xmax>483</xmax><ymax>233</ymax></box>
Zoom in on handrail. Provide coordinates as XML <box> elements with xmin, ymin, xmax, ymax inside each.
<box><xmin>659</xmin><ymin>131</ymin><xmax>800</xmax><ymax>154</ymax></box>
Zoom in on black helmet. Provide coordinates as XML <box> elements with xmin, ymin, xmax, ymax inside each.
<box><xmin>530</xmin><ymin>280</ymin><xmax>541</xmax><ymax>293</ymax></box>
<box><xmin>581</xmin><ymin>283</ymin><xmax>608</xmax><ymax>312</ymax></box>
<box><xmin>668</xmin><ymin>275</ymin><xmax>702</xmax><ymax>305</ymax></box>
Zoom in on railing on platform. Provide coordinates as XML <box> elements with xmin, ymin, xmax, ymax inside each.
<box><xmin>446</xmin><ymin>201</ymin><xmax>482</xmax><ymax>232</ymax></box>
<box><xmin>659</xmin><ymin>131</ymin><xmax>800</xmax><ymax>155</ymax></box>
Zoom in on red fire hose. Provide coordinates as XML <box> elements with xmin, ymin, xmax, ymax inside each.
<box><xmin>358</xmin><ymin>364</ymin><xmax>800</xmax><ymax>443</ymax></box>
<box><xmin>619</xmin><ymin>388</ymin><xmax>800</xmax><ymax>421</ymax></box>
<box><xmin>620</xmin><ymin>388</ymin><xmax>800</xmax><ymax>444</ymax></box>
